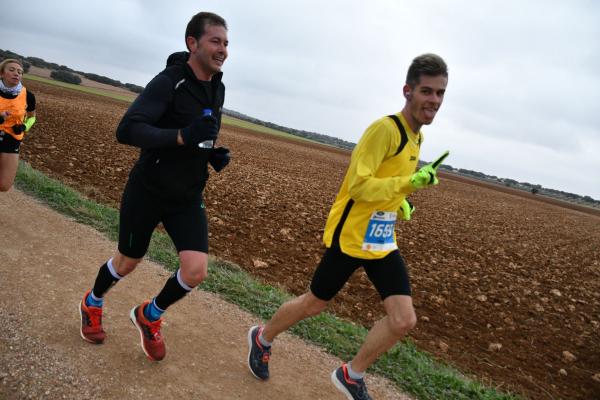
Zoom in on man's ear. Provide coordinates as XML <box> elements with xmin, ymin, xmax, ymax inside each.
<box><xmin>403</xmin><ymin>84</ymin><xmax>412</xmax><ymax>100</ymax></box>
<box><xmin>186</xmin><ymin>36</ymin><xmax>198</xmax><ymax>52</ymax></box>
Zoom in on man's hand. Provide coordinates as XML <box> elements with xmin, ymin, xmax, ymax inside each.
<box><xmin>410</xmin><ymin>150</ymin><xmax>449</xmax><ymax>190</ymax></box>
<box><xmin>12</xmin><ymin>124</ymin><xmax>26</xmax><ymax>135</ymax></box>
<box><xmin>209</xmin><ymin>147</ymin><xmax>231</xmax><ymax>172</ymax></box>
<box><xmin>398</xmin><ymin>198</ymin><xmax>415</xmax><ymax>221</ymax></box>
<box><xmin>180</xmin><ymin>114</ymin><xmax>218</xmax><ymax>147</ymax></box>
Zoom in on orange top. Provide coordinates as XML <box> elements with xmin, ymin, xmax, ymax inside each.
<box><xmin>0</xmin><ymin>88</ymin><xmax>28</xmax><ymax>140</ymax></box>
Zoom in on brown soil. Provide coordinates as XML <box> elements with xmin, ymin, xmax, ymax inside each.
<box><xmin>15</xmin><ymin>78</ymin><xmax>600</xmax><ymax>399</ymax></box>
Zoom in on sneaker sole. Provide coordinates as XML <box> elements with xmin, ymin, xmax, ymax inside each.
<box><xmin>78</xmin><ymin>301</ymin><xmax>103</xmax><ymax>344</ymax></box>
<box><xmin>247</xmin><ymin>325</ymin><xmax>265</xmax><ymax>380</ymax></box>
<box><xmin>129</xmin><ymin>307</ymin><xmax>163</xmax><ymax>362</ymax></box>
<box><xmin>331</xmin><ymin>370</ymin><xmax>354</xmax><ymax>400</ymax></box>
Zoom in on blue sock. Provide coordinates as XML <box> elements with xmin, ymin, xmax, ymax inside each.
<box><xmin>85</xmin><ymin>290</ymin><xmax>104</xmax><ymax>308</ymax></box>
<box><xmin>143</xmin><ymin>299</ymin><xmax>164</xmax><ymax>322</ymax></box>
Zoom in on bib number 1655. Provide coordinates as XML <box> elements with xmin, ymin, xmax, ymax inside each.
<box><xmin>361</xmin><ymin>211</ymin><xmax>398</xmax><ymax>251</ymax></box>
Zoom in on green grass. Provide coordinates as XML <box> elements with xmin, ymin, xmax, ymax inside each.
<box><xmin>24</xmin><ymin>74</ymin><xmax>136</xmax><ymax>102</ymax></box>
<box><xmin>13</xmin><ymin>160</ymin><xmax>521</xmax><ymax>400</ymax></box>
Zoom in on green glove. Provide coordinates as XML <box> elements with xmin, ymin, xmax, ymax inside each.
<box><xmin>398</xmin><ymin>198</ymin><xmax>415</xmax><ymax>221</ymax></box>
<box><xmin>24</xmin><ymin>116</ymin><xmax>36</xmax><ymax>132</ymax></box>
<box><xmin>410</xmin><ymin>150</ymin><xmax>449</xmax><ymax>189</ymax></box>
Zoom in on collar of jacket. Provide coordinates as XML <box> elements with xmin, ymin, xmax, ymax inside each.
<box><xmin>182</xmin><ymin>63</ymin><xmax>223</xmax><ymax>86</ymax></box>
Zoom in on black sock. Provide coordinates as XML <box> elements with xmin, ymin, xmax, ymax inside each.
<box><xmin>154</xmin><ymin>270</ymin><xmax>193</xmax><ymax>311</ymax></box>
<box><xmin>91</xmin><ymin>260</ymin><xmax>122</xmax><ymax>298</ymax></box>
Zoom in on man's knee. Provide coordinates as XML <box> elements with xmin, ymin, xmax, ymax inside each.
<box><xmin>184</xmin><ymin>266</ymin><xmax>208</xmax><ymax>285</ymax></box>
<box><xmin>301</xmin><ymin>293</ymin><xmax>328</xmax><ymax>317</ymax></box>
<box><xmin>179</xmin><ymin>251</ymin><xmax>208</xmax><ymax>286</ymax></box>
<box><xmin>113</xmin><ymin>253</ymin><xmax>142</xmax><ymax>276</ymax></box>
<box><xmin>0</xmin><ymin>177</ymin><xmax>14</xmax><ymax>192</ymax></box>
<box><xmin>383</xmin><ymin>295</ymin><xmax>416</xmax><ymax>337</ymax></box>
<box><xmin>388</xmin><ymin>312</ymin><xmax>417</xmax><ymax>337</ymax></box>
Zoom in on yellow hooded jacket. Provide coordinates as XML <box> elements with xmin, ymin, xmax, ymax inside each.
<box><xmin>322</xmin><ymin>112</ymin><xmax>422</xmax><ymax>259</ymax></box>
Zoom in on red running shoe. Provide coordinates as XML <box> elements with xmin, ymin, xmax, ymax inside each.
<box><xmin>129</xmin><ymin>301</ymin><xmax>166</xmax><ymax>361</ymax></box>
<box><xmin>79</xmin><ymin>290</ymin><xmax>106</xmax><ymax>344</ymax></box>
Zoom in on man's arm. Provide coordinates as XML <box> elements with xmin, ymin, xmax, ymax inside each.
<box><xmin>347</xmin><ymin>120</ymin><xmax>415</xmax><ymax>202</ymax></box>
<box><xmin>116</xmin><ymin>74</ymin><xmax>180</xmax><ymax>148</ymax></box>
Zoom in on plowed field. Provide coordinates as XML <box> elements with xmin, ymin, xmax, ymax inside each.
<box><xmin>19</xmin><ymin>79</ymin><xmax>600</xmax><ymax>400</ymax></box>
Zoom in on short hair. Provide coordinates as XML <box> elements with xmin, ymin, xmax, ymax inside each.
<box><xmin>406</xmin><ymin>53</ymin><xmax>448</xmax><ymax>88</ymax></box>
<box><xmin>185</xmin><ymin>12</ymin><xmax>227</xmax><ymax>50</ymax></box>
<box><xmin>0</xmin><ymin>58</ymin><xmax>23</xmax><ymax>74</ymax></box>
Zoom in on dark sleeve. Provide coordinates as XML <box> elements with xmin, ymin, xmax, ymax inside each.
<box><xmin>26</xmin><ymin>91</ymin><xmax>36</xmax><ymax>112</ymax></box>
<box><xmin>216</xmin><ymin>83</ymin><xmax>225</xmax><ymax>132</ymax></box>
<box><xmin>116</xmin><ymin>73</ymin><xmax>179</xmax><ymax>148</ymax></box>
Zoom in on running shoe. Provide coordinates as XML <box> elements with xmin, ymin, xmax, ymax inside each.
<box><xmin>129</xmin><ymin>301</ymin><xmax>166</xmax><ymax>361</ymax></box>
<box><xmin>247</xmin><ymin>325</ymin><xmax>271</xmax><ymax>380</ymax></box>
<box><xmin>79</xmin><ymin>290</ymin><xmax>106</xmax><ymax>344</ymax></box>
<box><xmin>331</xmin><ymin>364</ymin><xmax>372</xmax><ymax>400</ymax></box>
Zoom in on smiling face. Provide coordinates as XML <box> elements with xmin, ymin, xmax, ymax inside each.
<box><xmin>186</xmin><ymin>24</ymin><xmax>228</xmax><ymax>81</ymax></box>
<box><xmin>402</xmin><ymin>74</ymin><xmax>448</xmax><ymax>131</ymax></box>
<box><xmin>1</xmin><ymin>62</ymin><xmax>24</xmax><ymax>88</ymax></box>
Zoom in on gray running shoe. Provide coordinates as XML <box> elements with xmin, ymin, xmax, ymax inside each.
<box><xmin>331</xmin><ymin>364</ymin><xmax>372</xmax><ymax>400</ymax></box>
<box><xmin>247</xmin><ymin>325</ymin><xmax>271</xmax><ymax>380</ymax></box>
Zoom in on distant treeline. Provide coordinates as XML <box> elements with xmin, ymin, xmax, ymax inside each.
<box><xmin>1</xmin><ymin>49</ymin><xmax>144</xmax><ymax>93</ymax></box>
<box><xmin>224</xmin><ymin>108</ymin><xmax>356</xmax><ymax>150</ymax></box>
<box><xmin>438</xmin><ymin>165</ymin><xmax>600</xmax><ymax>205</ymax></box>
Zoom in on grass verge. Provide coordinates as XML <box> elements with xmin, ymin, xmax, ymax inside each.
<box><xmin>14</xmin><ymin>161</ymin><xmax>521</xmax><ymax>400</ymax></box>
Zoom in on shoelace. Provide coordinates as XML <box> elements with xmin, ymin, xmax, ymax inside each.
<box><xmin>353</xmin><ymin>380</ymin><xmax>371</xmax><ymax>400</ymax></box>
<box><xmin>87</xmin><ymin>307</ymin><xmax>103</xmax><ymax>328</ymax></box>
<box><xmin>145</xmin><ymin>319</ymin><xmax>163</xmax><ymax>341</ymax></box>
<box><xmin>261</xmin><ymin>352</ymin><xmax>270</xmax><ymax>364</ymax></box>
<box><xmin>255</xmin><ymin>334</ymin><xmax>271</xmax><ymax>364</ymax></box>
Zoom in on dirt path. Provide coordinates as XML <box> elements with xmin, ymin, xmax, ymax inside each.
<box><xmin>0</xmin><ymin>188</ymin><xmax>408</xmax><ymax>400</ymax></box>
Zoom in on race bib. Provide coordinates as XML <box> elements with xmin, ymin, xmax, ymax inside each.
<box><xmin>361</xmin><ymin>211</ymin><xmax>398</xmax><ymax>251</ymax></box>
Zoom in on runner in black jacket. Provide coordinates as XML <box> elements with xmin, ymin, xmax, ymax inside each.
<box><xmin>78</xmin><ymin>12</ymin><xmax>230</xmax><ymax>362</ymax></box>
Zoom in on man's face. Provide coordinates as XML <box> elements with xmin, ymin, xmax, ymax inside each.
<box><xmin>188</xmin><ymin>24</ymin><xmax>228</xmax><ymax>79</ymax></box>
<box><xmin>405</xmin><ymin>74</ymin><xmax>448</xmax><ymax>126</ymax></box>
<box><xmin>1</xmin><ymin>63</ymin><xmax>23</xmax><ymax>87</ymax></box>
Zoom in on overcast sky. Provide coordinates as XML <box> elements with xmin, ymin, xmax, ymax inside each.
<box><xmin>3</xmin><ymin>0</ymin><xmax>599</xmax><ymax>199</ymax></box>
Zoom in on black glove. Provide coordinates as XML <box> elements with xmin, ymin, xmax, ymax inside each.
<box><xmin>180</xmin><ymin>114</ymin><xmax>218</xmax><ymax>147</ymax></box>
<box><xmin>209</xmin><ymin>147</ymin><xmax>231</xmax><ymax>172</ymax></box>
<box><xmin>12</xmin><ymin>124</ymin><xmax>26</xmax><ymax>134</ymax></box>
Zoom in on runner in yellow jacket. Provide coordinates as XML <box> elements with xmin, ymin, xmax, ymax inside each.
<box><xmin>323</xmin><ymin>111</ymin><xmax>422</xmax><ymax>258</ymax></box>
<box><xmin>247</xmin><ymin>53</ymin><xmax>449</xmax><ymax>400</ymax></box>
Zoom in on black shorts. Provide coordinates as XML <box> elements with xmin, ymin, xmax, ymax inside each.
<box><xmin>118</xmin><ymin>179</ymin><xmax>208</xmax><ymax>258</ymax></box>
<box><xmin>0</xmin><ymin>132</ymin><xmax>21</xmax><ymax>154</ymax></box>
<box><xmin>310</xmin><ymin>246</ymin><xmax>411</xmax><ymax>301</ymax></box>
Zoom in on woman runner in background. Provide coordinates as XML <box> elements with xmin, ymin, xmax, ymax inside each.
<box><xmin>0</xmin><ymin>58</ymin><xmax>37</xmax><ymax>191</ymax></box>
